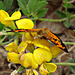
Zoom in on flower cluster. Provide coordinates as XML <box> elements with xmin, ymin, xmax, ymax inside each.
<box><xmin>0</xmin><ymin>10</ymin><xmax>62</xmax><ymax>75</ymax></box>
<box><xmin>0</xmin><ymin>10</ymin><xmax>34</xmax><ymax>30</ymax></box>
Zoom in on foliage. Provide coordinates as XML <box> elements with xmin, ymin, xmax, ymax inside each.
<box><xmin>68</xmin><ymin>58</ymin><xmax>75</xmax><ymax>74</ymax></box>
<box><xmin>17</xmin><ymin>0</ymin><xmax>48</xmax><ymax>19</ymax></box>
<box><xmin>56</xmin><ymin>0</ymin><xmax>73</xmax><ymax>28</ymax></box>
<box><xmin>0</xmin><ymin>22</ymin><xmax>4</xmax><ymax>31</ymax></box>
<box><xmin>0</xmin><ymin>0</ymin><xmax>13</xmax><ymax>11</ymax></box>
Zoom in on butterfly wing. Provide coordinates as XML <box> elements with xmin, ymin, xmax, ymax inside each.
<box><xmin>42</xmin><ymin>29</ymin><xmax>68</xmax><ymax>53</ymax></box>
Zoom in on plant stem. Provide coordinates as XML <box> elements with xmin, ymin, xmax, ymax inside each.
<box><xmin>1</xmin><ymin>36</ymin><xmax>17</xmax><ymax>45</ymax></box>
<box><xmin>63</xmin><ymin>42</ymin><xmax>75</xmax><ymax>45</ymax></box>
<box><xmin>17</xmin><ymin>66</ymin><xmax>25</xmax><ymax>72</ymax></box>
<box><xmin>0</xmin><ymin>36</ymin><xmax>7</xmax><ymax>43</ymax></box>
<box><xmin>0</xmin><ymin>32</ymin><xmax>15</xmax><ymax>35</ymax></box>
<box><xmin>38</xmin><ymin>14</ymin><xmax>75</xmax><ymax>22</ymax></box>
<box><xmin>73</xmin><ymin>30</ymin><xmax>75</xmax><ymax>32</ymax></box>
<box><xmin>55</xmin><ymin>63</ymin><xmax>75</xmax><ymax>66</ymax></box>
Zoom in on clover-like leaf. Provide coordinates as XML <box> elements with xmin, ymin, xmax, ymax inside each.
<box><xmin>34</xmin><ymin>1</ymin><xmax>48</xmax><ymax>12</ymax></box>
<box><xmin>37</xmin><ymin>9</ymin><xmax>48</xmax><ymax>18</ymax></box>
<box><xmin>27</xmin><ymin>0</ymin><xmax>37</xmax><ymax>13</ymax></box>
<box><xmin>17</xmin><ymin>0</ymin><xmax>29</xmax><ymax>16</ymax></box>
<box><xmin>56</xmin><ymin>10</ymin><xmax>66</xmax><ymax>19</ymax></box>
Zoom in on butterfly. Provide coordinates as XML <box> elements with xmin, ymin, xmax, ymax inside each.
<box><xmin>7</xmin><ymin>28</ymin><xmax>68</xmax><ymax>53</ymax></box>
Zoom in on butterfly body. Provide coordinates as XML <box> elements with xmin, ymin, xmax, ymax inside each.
<box><xmin>7</xmin><ymin>28</ymin><xmax>68</xmax><ymax>53</ymax></box>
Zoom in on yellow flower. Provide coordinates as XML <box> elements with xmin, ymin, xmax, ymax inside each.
<box><xmin>22</xmin><ymin>32</ymin><xmax>36</xmax><ymax>52</ymax></box>
<box><xmin>44</xmin><ymin>63</ymin><xmax>57</xmax><ymax>72</ymax></box>
<box><xmin>50</xmin><ymin>45</ymin><xmax>62</xmax><ymax>58</ymax></box>
<box><xmin>20</xmin><ymin>53</ymin><xmax>38</xmax><ymax>69</ymax></box>
<box><xmin>33</xmin><ymin>38</ymin><xmax>50</xmax><ymax>51</ymax></box>
<box><xmin>5</xmin><ymin>41</ymin><xmax>27</xmax><ymax>53</ymax></box>
<box><xmin>39</xmin><ymin>63</ymin><xmax>57</xmax><ymax>75</ymax></box>
<box><xmin>16</xmin><ymin>19</ymin><xmax>34</xmax><ymax>29</ymax></box>
<box><xmin>22</xmin><ymin>34</ymin><xmax>51</xmax><ymax>52</ymax></box>
<box><xmin>0</xmin><ymin>10</ymin><xmax>21</xmax><ymax>29</ymax></box>
<box><xmin>33</xmin><ymin>48</ymin><xmax>52</xmax><ymax>65</ymax></box>
<box><xmin>5</xmin><ymin>41</ymin><xmax>27</xmax><ymax>64</ymax></box>
<box><xmin>26</xmin><ymin>69</ymin><xmax>39</xmax><ymax>75</ymax></box>
<box><xmin>22</xmin><ymin>32</ymin><xmax>34</xmax><ymax>43</ymax></box>
<box><xmin>4</xmin><ymin>11</ymin><xmax>21</xmax><ymax>20</ymax></box>
<box><xmin>0</xmin><ymin>10</ymin><xmax>9</xmax><ymax>22</ymax></box>
<box><xmin>5</xmin><ymin>42</ymin><xmax>18</xmax><ymax>53</ymax></box>
<box><xmin>7</xmin><ymin>52</ymin><xmax>20</xmax><ymax>63</ymax></box>
<box><xmin>39</xmin><ymin>63</ymin><xmax>50</xmax><ymax>75</ymax></box>
<box><xmin>18</xmin><ymin>41</ymin><xmax>28</xmax><ymax>52</ymax></box>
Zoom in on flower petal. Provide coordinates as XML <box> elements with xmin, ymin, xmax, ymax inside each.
<box><xmin>50</xmin><ymin>46</ymin><xmax>62</xmax><ymax>58</ymax></box>
<box><xmin>44</xmin><ymin>63</ymin><xmax>57</xmax><ymax>72</ymax></box>
<box><xmin>39</xmin><ymin>64</ymin><xmax>50</xmax><ymax>75</ymax></box>
<box><xmin>0</xmin><ymin>10</ymin><xmax>9</xmax><ymax>22</ymax></box>
<box><xmin>5</xmin><ymin>11</ymin><xmax>21</xmax><ymax>20</ymax></box>
<box><xmin>33</xmin><ymin>69</ymin><xmax>39</xmax><ymax>75</ymax></box>
<box><xmin>20</xmin><ymin>53</ymin><xmax>38</xmax><ymax>69</ymax></box>
<box><xmin>5</xmin><ymin>42</ymin><xmax>18</xmax><ymax>53</ymax></box>
<box><xmin>26</xmin><ymin>69</ymin><xmax>39</xmax><ymax>75</ymax></box>
<box><xmin>31</xmin><ymin>32</ymin><xmax>37</xmax><ymax>37</ymax></box>
<box><xmin>22</xmin><ymin>32</ymin><xmax>34</xmax><ymax>43</ymax></box>
<box><xmin>18</xmin><ymin>41</ymin><xmax>28</xmax><ymax>52</ymax></box>
<box><xmin>33</xmin><ymin>48</ymin><xmax>52</xmax><ymax>65</ymax></box>
<box><xmin>26</xmin><ymin>43</ymin><xmax>35</xmax><ymax>53</ymax></box>
<box><xmin>33</xmin><ymin>38</ymin><xmax>50</xmax><ymax>51</ymax></box>
<box><xmin>0</xmin><ymin>10</ymin><xmax>16</xmax><ymax>29</ymax></box>
<box><xmin>16</xmin><ymin>19</ymin><xmax>34</xmax><ymax>29</ymax></box>
<box><xmin>7</xmin><ymin>52</ymin><xmax>20</xmax><ymax>63</ymax></box>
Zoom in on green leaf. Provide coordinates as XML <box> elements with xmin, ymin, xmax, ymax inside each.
<box><xmin>68</xmin><ymin>58</ymin><xmax>75</xmax><ymax>74</ymax></box>
<box><xmin>0</xmin><ymin>22</ymin><xmax>5</xmax><ymax>31</ymax></box>
<box><xmin>56</xmin><ymin>10</ymin><xmax>66</xmax><ymax>18</ymax></box>
<box><xmin>34</xmin><ymin>1</ymin><xmax>48</xmax><ymax>12</ymax></box>
<box><xmin>37</xmin><ymin>8</ymin><xmax>48</xmax><ymax>18</ymax></box>
<box><xmin>66</xmin><ymin>12</ymin><xmax>70</xmax><ymax>18</ymax></box>
<box><xmin>64</xmin><ymin>19</ymin><xmax>71</xmax><ymax>28</ymax></box>
<box><xmin>17</xmin><ymin>0</ymin><xmax>29</xmax><ymax>16</ymax></box>
<box><xmin>4</xmin><ymin>0</ymin><xmax>13</xmax><ymax>11</ymax></box>
<box><xmin>63</xmin><ymin>3</ymin><xmax>73</xmax><ymax>8</ymax></box>
<box><xmin>68</xmin><ymin>58</ymin><xmax>74</xmax><ymax>63</ymax></box>
<box><xmin>27</xmin><ymin>0</ymin><xmax>37</xmax><ymax>13</ymax></box>
<box><xmin>0</xmin><ymin>1</ymin><xmax>5</xmax><ymax>10</ymax></box>
<box><xmin>0</xmin><ymin>0</ymin><xmax>13</xmax><ymax>10</ymax></box>
<box><xmin>67</xmin><ymin>3</ymin><xmax>73</xmax><ymax>8</ymax></box>
<box><xmin>63</xmin><ymin>3</ymin><xmax>66</xmax><ymax>8</ymax></box>
<box><xmin>18</xmin><ymin>0</ymin><xmax>28</xmax><ymax>7</ymax></box>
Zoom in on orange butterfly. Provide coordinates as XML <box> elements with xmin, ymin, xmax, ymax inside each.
<box><xmin>7</xmin><ymin>28</ymin><xmax>68</xmax><ymax>53</ymax></box>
